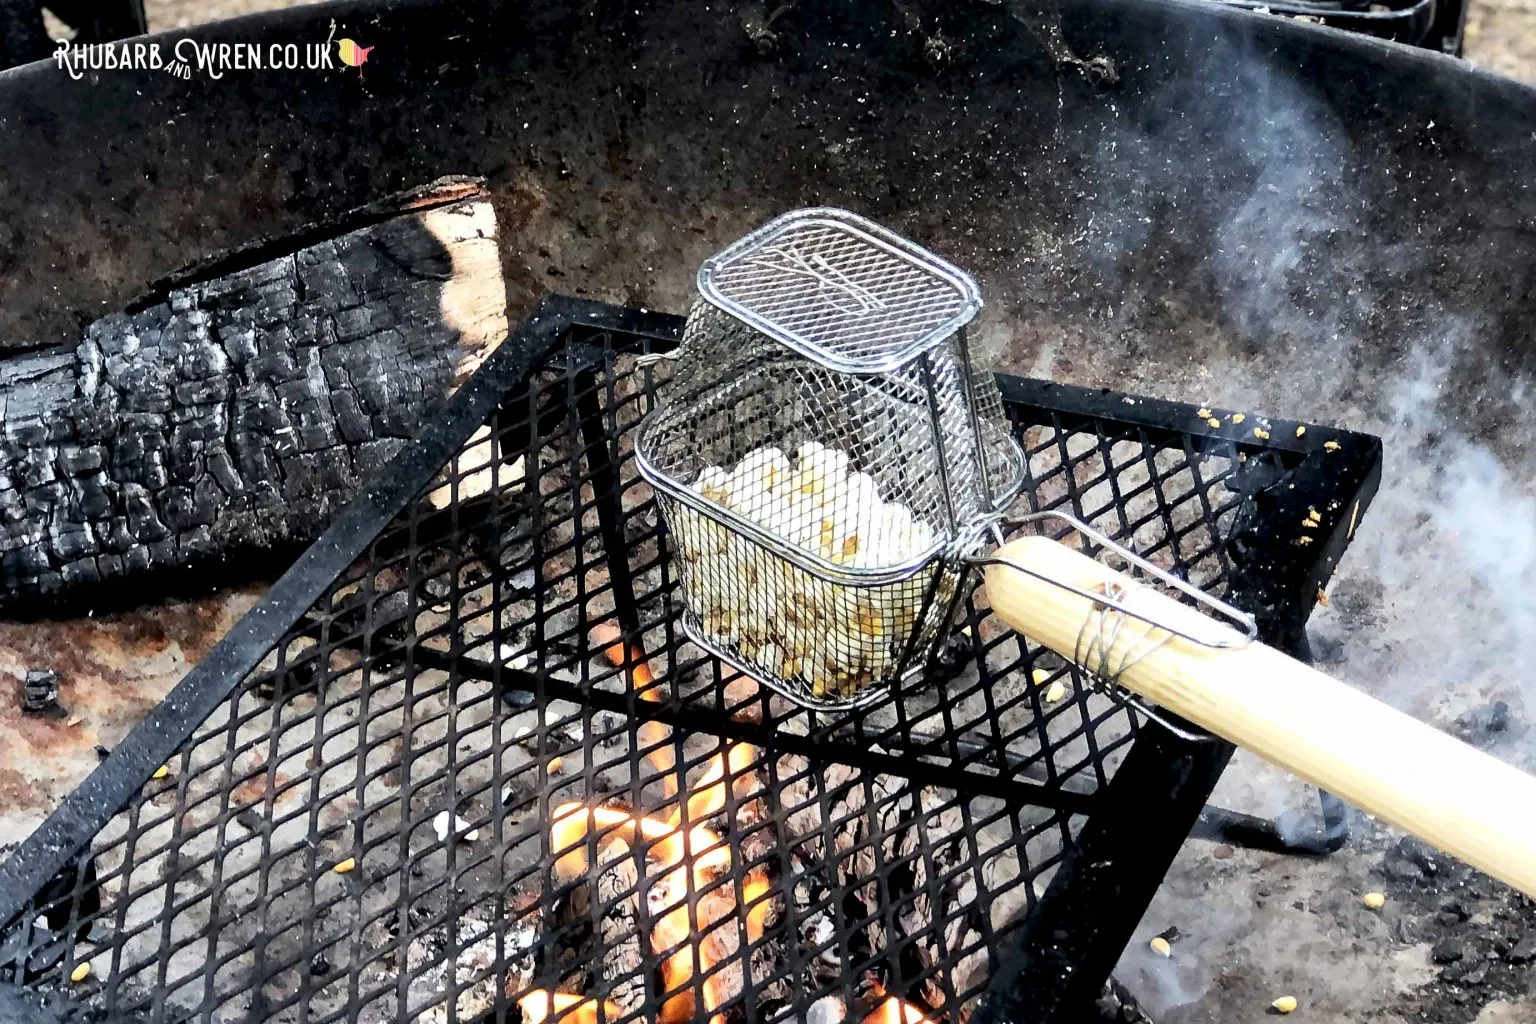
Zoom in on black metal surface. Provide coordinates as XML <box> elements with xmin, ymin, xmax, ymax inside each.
<box><xmin>0</xmin><ymin>297</ymin><xmax>1379</xmax><ymax>1024</ymax></box>
<box><xmin>0</xmin><ymin>0</ymin><xmax>1532</xmax><ymax>373</ymax></box>
<box><xmin>973</xmin><ymin>722</ymin><xmax>1234</xmax><ymax>1024</ymax></box>
<box><xmin>1211</xmin><ymin>0</ymin><xmax>1445</xmax><ymax>50</ymax></box>
<box><xmin>0</xmin><ymin>0</ymin><xmax>145</xmax><ymax>70</ymax></box>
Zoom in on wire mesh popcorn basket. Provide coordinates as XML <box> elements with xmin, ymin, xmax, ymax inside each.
<box><xmin>636</xmin><ymin>208</ymin><xmax>1026</xmax><ymax>710</ymax></box>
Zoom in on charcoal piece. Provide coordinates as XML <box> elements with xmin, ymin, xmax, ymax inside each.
<box><xmin>1455</xmin><ymin>701</ymin><xmax>1512</xmax><ymax>742</ymax></box>
<box><xmin>205</xmin><ymin>448</ymin><xmax>245</xmax><ymax>496</ymax></box>
<box><xmin>123</xmin><ymin>546</ymin><xmax>151</xmax><ymax>574</ymax></box>
<box><xmin>1381</xmin><ymin>836</ymin><xmax>1440</xmax><ymax>880</ymax></box>
<box><xmin>0</xmin><ymin>178</ymin><xmax>508</xmax><ymax>612</ymax></box>
<box><xmin>56</xmin><ymin>445</ymin><xmax>104</xmax><ymax>476</ymax></box>
<box><xmin>105</xmin><ymin>518</ymin><xmax>133</xmax><ymax>553</ymax></box>
<box><xmin>501</xmin><ymin>688</ymin><xmax>538</xmax><ymax>710</ymax></box>
<box><xmin>20</xmin><ymin>668</ymin><xmax>60</xmax><ymax>714</ymax></box>
<box><xmin>332</xmin><ymin>390</ymin><xmax>373</xmax><ymax>444</ymax></box>
<box><xmin>1507</xmin><ymin>932</ymin><xmax>1536</xmax><ymax>964</ymax></box>
<box><xmin>73</xmin><ymin>475</ymin><xmax>113</xmax><ymax>520</ymax></box>
<box><xmin>1431</xmin><ymin>937</ymin><xmax>1464</xmax><ymax>964</ymax></box>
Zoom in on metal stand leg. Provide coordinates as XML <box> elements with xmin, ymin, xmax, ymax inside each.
<box><xmin>1191</xmin><ymin>789</ymin><xmax>1349</xmax><ymax>855</ymax></box>
<box><xmin>972</xmin><ymin>722</ymin><xmax>1235</xmax><ymax>1024</ymax></box>
<box><xmin>574</xmin><ymin>364</ymin><xmax>644</xmax><ymax>645</ymax></box>
<box><xmin>1189</xmin><ymin>633</ymin><xmax>1351</xmax><ymax>856</ymax></box>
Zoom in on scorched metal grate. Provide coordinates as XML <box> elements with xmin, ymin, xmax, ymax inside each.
<box><xmin>0</xmin><ymin>296</ymin><xmax>1381</xmax><ymax>1024</ymax></box>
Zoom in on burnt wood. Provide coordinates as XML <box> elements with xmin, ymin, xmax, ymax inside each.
<box><xmin>0</xmin><ymin>177</ymin><xmax>508</xmax><ymax>613</ymax></box>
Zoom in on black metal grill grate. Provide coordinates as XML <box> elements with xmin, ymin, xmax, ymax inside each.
<box><xmin>0</xmin><ymin>298</ymin><xmax>1381</xmax><ymax>1024</ymax></box>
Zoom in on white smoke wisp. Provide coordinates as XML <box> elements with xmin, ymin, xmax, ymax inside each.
<box><xmin>1085</xmin><ymin>27</ymin><xmax>1536</xmax><ymax>1022</ymax></box>
<box><xmin>1318</xmin><ymin>338</ymin><xmax>1536</xmax><ymax>752</ymax></box>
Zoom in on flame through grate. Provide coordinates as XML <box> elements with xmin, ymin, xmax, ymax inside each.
<box><xmin>0</xmin><ymin>299</ymin><xmax>1380</xmax><ymax>1024</ymax></box>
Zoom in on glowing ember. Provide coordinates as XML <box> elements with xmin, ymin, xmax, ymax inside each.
<box><xmin>544</xmin><ymin>725</ymin><xmax>778</xmax><ymax>1024</ymax></box>
<box><xmin>549</xmin><ymin>802</ymin><xmax>728</xmax><ymax>891</ymax></box>
<box><xmin>538</xmin><ymin>732</ymin><xmax>950</xmax><ymax>1024</ymax></box>
<box><xmin>861</xmin><ymin>986</ymin><xmax>938</xmax><ymax>1024</ymax></box>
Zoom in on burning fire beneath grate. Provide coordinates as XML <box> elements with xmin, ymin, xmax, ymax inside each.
<box><xmin>510</xmin><ymin>626</ymin><xmax>944</xmax><ymax>1024</ymax></box>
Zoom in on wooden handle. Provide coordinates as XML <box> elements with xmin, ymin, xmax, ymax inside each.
<box><xmin>983</xmin><ymin>535</ymin><xmax>1536</xmax><ymax>898</ymax></box>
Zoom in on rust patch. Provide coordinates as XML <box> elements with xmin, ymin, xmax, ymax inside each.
<box><xmin>0</xmin><ymin>582</ymin><xmax>268</xmax><ymax>849</ymax></box>
<box><xmin>231</xmin><ymin>750</ymin><xmax>297</xmax><ymax>810</ymax></box>
<box><xmin>0</xmin><ymin>766</ymin><xmax>30</xmax><ymax>814</ymax></box>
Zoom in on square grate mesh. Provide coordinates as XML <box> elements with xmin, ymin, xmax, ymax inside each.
<box><xmin>0</xmin><ymin>299</ymin><xmax>1379</xmax><ymax>1024</ymax></box>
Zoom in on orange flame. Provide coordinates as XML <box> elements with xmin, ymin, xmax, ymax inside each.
<box><xmin>592</xmin><ymin>622</ymin><xmax>676</xmax><ymax>798</ymax></box>
<box><xmin>861</xmin><ymin>988</ymin><xmax>937</xmax><ymax>1024</ymax></box>
<box><xmin>550</xmin><ymin>803</ymin><xmax>638</xmax><ymax>883</ymax></box>
<box><xmin>549</xmin><ymin>802</ymin><xmax>728</xmax><ymax>890</ymax></box>
<box><xmin>546</xmin><ymin>655</ymin><xmax>773</xmax><ymax>1024</ymax></box>
<box><xmin>517</xmin><ymin>990</ymin><xmax>618</xmax><ymax>1024</ymax></box>
<box><xmin>670</xmin><ymin>743</ymin><xmax>758</xmax><ymax>829</ymax></box>
<box><xmin>652</xmin><ymin>895</ymin><xmax>731</xmax><ymax>1024</ymax></box>
<box><xmin>743</xmin><ymin>867</ymin><xmax>773</xmax><ymax>946</ymax></box>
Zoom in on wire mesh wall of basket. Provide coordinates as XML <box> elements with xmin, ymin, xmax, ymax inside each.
<box><xmin>0</xmin><ymin>298</ymin><xmax>1381</xmax><ymax>1024</ymax></box>
<box><xmin>637</xmin><ymin>209</ymin><xmax>1029</xmax><ymax>713</ymax></box>
<box><xmin>638</xmin><ymin>302</ymin><xmax>1026</xmax><ymax>711</ymax></box>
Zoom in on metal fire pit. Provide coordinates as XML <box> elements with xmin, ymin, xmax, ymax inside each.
<box><xmin>0</xmin><ymin>297</ymin><xmax>1380</xmax><ymax>1024</ymax></box>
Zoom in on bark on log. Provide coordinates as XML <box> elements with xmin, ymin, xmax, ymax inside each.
<box><xmin>0</xmin><ymin>177</ymin><xmax>508</xmax><ymax>613</ymax></box>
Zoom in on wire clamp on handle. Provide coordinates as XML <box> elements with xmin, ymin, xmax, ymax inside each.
<box><xmin>967</xmin><ymin>509</ymin><xmax>1260</xmax><ymax>744</ymax></box>
<box><xmin>970</xmin><ymin>509</ymin><xmax>1258</xmax><ymax>648</ymax></box>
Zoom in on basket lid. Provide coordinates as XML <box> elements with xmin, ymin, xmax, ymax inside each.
<box><xmin>696</xmin><ymin>207</ymin><xmax>981</xmax><ymax>374</ymax></box>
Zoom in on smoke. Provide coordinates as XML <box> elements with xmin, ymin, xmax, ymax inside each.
<box><xmin>1439</xmin><ymin>449</ymin><xmax>1536</xmax><ymax>651</ymax></box>
<box><xmin>1124</xmin><ymin>323</ymin><xmax>1536</xmax><ymax>1018</ymax></box>
<box><xmin>1207</xmin><ymin>62</ymin><xmax>1353</xmax><ymax>347</ymax></box>
<box><xmin>1064</xmin><ymin>19</ymin><xmax>1536</xmax><ymax>1021</ymax></box>
<box><xmin>1317</xmin><ymin>339</ymin><xmax>1536</xmax><ymax>743</ymax></box>
<box><xmin>984</xmin><ymin>5</ymin><xmax>1536</xmax><ymax>1014</ymax></box>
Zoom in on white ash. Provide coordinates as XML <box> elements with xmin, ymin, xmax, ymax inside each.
<box><xmin>402</xmin><ymin>910</ymin><xmax>524</xmax><ymax>1024</ymax></box>
<box><xmin>805</xmin><ymin>994</ymin><xmax>848</xmax><ymax>1024</ymax></box>
<box><xmin>499</xmin><ymin>644</ymin><xmax>535</xmax><ymax>670</ymax></box>
<box><xmin>432</xmin><ymin>811</ymin><xmax>480</xmax><ymax>843</ymax></box>
<box><xmin>801</xmin><ymin>912</ymin><xmax>840</xmax><ymax>966</ymax></box>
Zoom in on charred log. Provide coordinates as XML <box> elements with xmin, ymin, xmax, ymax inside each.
<box><xmin>0</xmin><ymin>177</ymin><xmax>508</xmax><ymax>614</ymax></box>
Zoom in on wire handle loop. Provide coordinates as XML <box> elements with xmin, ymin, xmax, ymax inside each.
<box><xmin>969</xmin><ymin>509</ymin><xmax>1258</xmax><ymax>650</ymax></box>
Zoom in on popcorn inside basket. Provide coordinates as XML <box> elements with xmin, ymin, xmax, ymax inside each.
<box><xmin>634</xmin><ymin>208</ymin><xmax>1022</xmax><ymax>709</ymax></box>
<box><xmin>664</xmin><ymin>440</ymin><xmax>961</xmax><ymax>701</ymax></box>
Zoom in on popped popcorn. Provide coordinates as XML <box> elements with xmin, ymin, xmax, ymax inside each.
<box><xmin>670</xmin><ymin>443</ymin><xmax>945</xmax><ymax>696</ymax></box>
